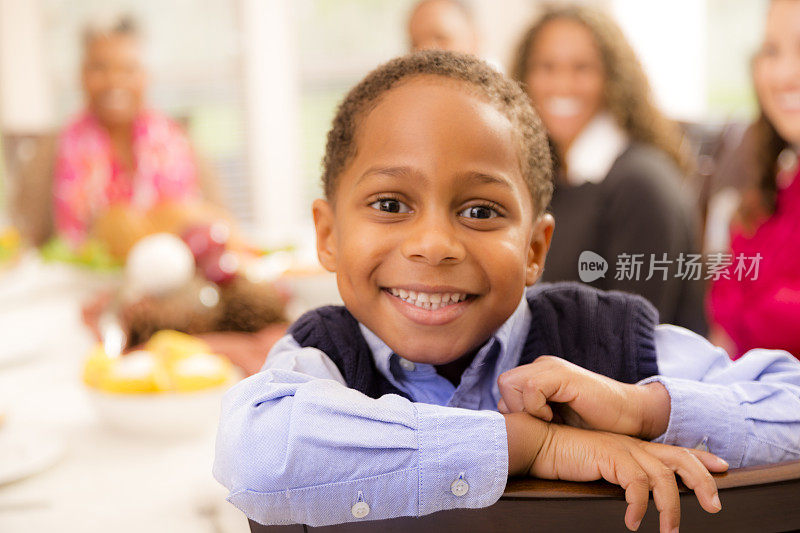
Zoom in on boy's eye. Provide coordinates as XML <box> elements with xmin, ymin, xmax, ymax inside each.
<box><xmin>459</xmin><ymin>205</ymin><xmax>499</xmax><ymax>219</ymax></box>
<box><xmin>370</xmin><ymin>198</ymin><xmax>411</xmax><ymax>214</ymax></box>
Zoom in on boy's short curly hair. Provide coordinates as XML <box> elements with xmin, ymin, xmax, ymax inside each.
<box><xmin>321</xmin><ymin>50</ymin><xmax>554</xmax><ymax>216</ymax></box>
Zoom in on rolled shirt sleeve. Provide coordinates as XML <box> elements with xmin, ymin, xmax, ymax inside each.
<box><xmin>642</xmin><ymin>325</ymin><xmax>800</xmax><ymax>467</ymax></box>
<box><xmin>213</xmin><ymin>336</ymin><xmax>508</xmax><ymax>527</ymax></box>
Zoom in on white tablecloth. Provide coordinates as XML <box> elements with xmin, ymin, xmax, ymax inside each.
<box><xmin>0</xmin><ymin>254</ymin><xmax>250</xmax><ymax>533</ymax></box>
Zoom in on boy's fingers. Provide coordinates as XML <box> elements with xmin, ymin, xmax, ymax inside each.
<box><xmin>611</xmin><ymin>454</ymin><xmax>650</xmax><ymax>531</ymax></box>
<box><xmin>497</xmin><ymin>366</ymin><xmax>567</xmax><ymax>418</ymax></box>
<box><xmin>644</xmin><ymin>444</ymin><xmax>723</xmax><ymax>514</ymax></box>
<box><xmin>497</xmin><ymin>374</ymin><xmax>526</xmax><ymax>413</ymax></box>
<box><xmin>521</xmin><ymin>385</ymin><xmax>554</xmax><ymax>421</ymax></box>
<box><xmin>629</xmin><ymin>446</ymin><xmax>681</xmax><ymax>533</ymax></box>
<box><xmin>685</xmin><ymin>448</ymin><xmax>729</xmax><ymax>473</ymax></box>
<box><xmin>522</xmin><ymin>362</ymin><xmax>582</xmax><ymax>405</ymax></box>
<box><xmin>497</xmin><ymin>398</ymin><xmax>509</xmax><ymax>414</ymax></box>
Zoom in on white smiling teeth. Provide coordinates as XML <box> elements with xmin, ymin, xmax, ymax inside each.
<box><xmin>388</xmin><ymin>288</ymin><xmax>468</xmax><ymax>310</ymax></box>
<box><xmin>546</xmin><ymin>96</ymin><xmax>582</xmax><ymax>117</ymax></box>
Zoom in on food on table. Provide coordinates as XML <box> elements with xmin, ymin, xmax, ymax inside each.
<box><xmin>144</xmin><ymin>329</ymin><xmax>212</xmax><ymax>364</ymax></box>
<box><xmin>170</xmin><ymin>352</ymin><xmax>232</xmax><ymax>392</ymax></box>
<box><xmin>83</xmin><ymin>343</ymin><xmax>116</xmax><ymax>388</ymax></box>
<box><xmin>148</xmin><ymin>201</ymin><xmax>232</xmax><ymax>239</ymax></box>
<box><xmin>93</xmin><ymin>350</ymin><xmax>171</xmax><ymax>393</ymax></box>
<box><xmin>83</xmin><ymin>330</ymin><xmax>234</xmax><ymax>394</ymax></box>
<box><xmin>199</xmin><ymin>247</ymin><xmax>239</xmax><ymax>285</ymax></box>
<box><xmin>219</xmin><ymin>276</ymin><xmax>287</xmax><ymax>332</ymax></box>
<box><xmin>182</xmin><ymin>222</ymin><xmax>230</xmax><ymax>264</ymax></box>
<box><xmin>125</xmin><ymin>233</ymin><xmax>195</xmax><ymax>296</ymax></box>
<box><xmin>0</xmin><ymin>227</ymin><xmax>21</xmax><ymax>263</ymax></box>
<box><xmin>39</xmin><ymin>236</ymin><xmax>119</xmax><ymax>270</ymax></box>
<box><xmin>121</xmin><ymin>276</ymin><xmax>224</xmax><ymax>347</ymax></box>
<box><xmin>109</xmin><ymin>224</ymin><xmax>288</xmax><ymax>347</ymax></box>
<box><xmin>80</xmin><ymin>213</ymin><xmax>289</xmax><ymax>351</ymax></box>
<box><xmin>90</xmin><ymin>205</ymin><xmax>153</xmax><ymax>260</ymax></box>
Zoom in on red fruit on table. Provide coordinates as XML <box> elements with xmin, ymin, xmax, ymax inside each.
<box><xmin>181</xmin><ymin>222</ymin><xmax>230</xmax><ymax>264</ymax></box>
<box><xmin>201</xmin><ymin>248</ymin><xmax>239</xmax><ymax>285</ymax></box>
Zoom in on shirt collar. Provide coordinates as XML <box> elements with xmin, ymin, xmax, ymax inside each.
<box><xmin>565</xmin><ymin>111</ymin><xmax>629</xmax><ymax>186</ymax></box>
<box><xmin>359</xmin><ymin>323</ymin><xmax>396</xmax><ymax>382</ymax></box>
<box><xmin>488</xmin><ymin>294</ymin><xmax>532</xmax><ymax>401</ymax></box>
<box><xmin>358</xmin><ymin>293</ymin><xmax>532</xmax><ymax>395</ymax></box>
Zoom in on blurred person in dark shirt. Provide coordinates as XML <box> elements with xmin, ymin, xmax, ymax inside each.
<box><xmin>511</xmin><ymin>4</ymin><xmax>706</xmax><ymax>334</ymax></box>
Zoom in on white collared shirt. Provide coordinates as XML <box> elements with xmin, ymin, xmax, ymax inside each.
<box><xmin>565</xmin><ymin>111</ymin><xmax>630</xmax><ymax>186</ymax></box>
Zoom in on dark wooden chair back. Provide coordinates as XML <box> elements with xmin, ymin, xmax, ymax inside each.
<box><xmin>2</xmin><ymin>132</ymin><xmax>58</xmax><ymax>246</ymax></box>
<box><xmin>248</xmin><ymin>459</ymin><xmax>800</xmax><ymax>532</ymax></box>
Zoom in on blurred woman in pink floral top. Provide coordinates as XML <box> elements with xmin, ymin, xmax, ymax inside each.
<box><xmin>709</xmin><ymin>0</ymin><xmax>800</xmax><ymax>361</ymax></box>
<box><xmin>53</xmin><ymin>15</ymin><xmax>201</xmax><ymax>246</ymax></box>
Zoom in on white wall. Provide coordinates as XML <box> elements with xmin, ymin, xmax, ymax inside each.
<box><xmin>0</xmin><ymin>0</ymin><xmax>55</xmax><ymax>131</ymax></box>
<box><xmin>611</xmin><ymin>0</ymin><xmax>708</xmax><ymax>121</ymax></box>
<box><xmin>239</xmin><ymin>0</ymin><xmax>306</xmax><ymax>248</ymax></box>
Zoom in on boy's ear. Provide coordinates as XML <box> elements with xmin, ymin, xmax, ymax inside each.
<box><xmin>312</xmin><ymin>198</ymin><xmax>338</xmax><ymax>273</ymax></box>
<box><xmin>525</xmin><ymin>213</ymin><xmax>555</xmax><ymax>286</ymax></box>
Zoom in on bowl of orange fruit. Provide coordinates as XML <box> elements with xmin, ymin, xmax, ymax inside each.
<box><xmin>83</xmin><ymin>330</ymin><xmax>241</xmax><ymax>438</ymax></box>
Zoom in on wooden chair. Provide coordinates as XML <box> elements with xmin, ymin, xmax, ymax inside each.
<box><xmin>2</xmin><ymin>132</ymin><xmax>58</xmax><ymax>246</ymax></box>
<box><xmin>248</xmin><ymin>459</ymin><xmax>800</xmax><ymax>532</ymax></box>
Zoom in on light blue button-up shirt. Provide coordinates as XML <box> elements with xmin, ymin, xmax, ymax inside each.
<box><xmin>213</xmin><ymin>298</ymin><xmax>800</xmax><ymax>527</ymax></box>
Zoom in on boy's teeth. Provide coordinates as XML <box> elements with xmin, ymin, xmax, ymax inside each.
<box><xmin>388</xmin><ymin>288</ymin><xmax>469</xmax><ymax>309</ymax></box>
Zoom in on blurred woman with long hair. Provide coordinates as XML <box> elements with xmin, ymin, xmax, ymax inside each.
<box><xmin>709</xmin><ymin>0</ymin><xmax>800</xmax><ymax>360</ymax></box>
<box><xmin>511</xmin><ymin>4</ymin><xmax>706</xmax><ymax>333</ymax></box>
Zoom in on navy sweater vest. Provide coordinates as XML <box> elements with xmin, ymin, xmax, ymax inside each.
<box><xmin>287</xmin><ymin>282</ymin><xmax>659</xmax><ymax>400</ymax></box>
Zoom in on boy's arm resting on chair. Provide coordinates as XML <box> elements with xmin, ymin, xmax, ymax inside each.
<box><xmin>214</xmin><ymin>336</ymin><xmax>725</xmax><ymax>531</ymax></box>
<box><xmin>213</xmin><ymin>334</ymin><xmax>510</xmax><ymax>527</ymax></box>
<box><xmin>213</xmin><ymin>359</ymin><xmax>509</xmax><ymax>526</ymax></box>
<box><xmin>498</xmin><ymin>324</ymin><xmax>800</xmax><ymax>467</ymax></box>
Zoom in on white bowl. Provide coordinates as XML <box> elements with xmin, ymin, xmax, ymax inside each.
<box><xmin>86</xmin><ymin>377</ymin><xmax>238</xmax><ymax>439</ymax></box>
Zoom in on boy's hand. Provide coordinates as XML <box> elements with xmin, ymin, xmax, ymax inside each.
<box><xmin>505</xmin><ymin>413</ymin><xmax>728</xmax><ymax>533</ymax></box>
<box><xmin>498</xmin><ymin>356</ymin><xmax>671</xmax><ymax>439</ymax></box>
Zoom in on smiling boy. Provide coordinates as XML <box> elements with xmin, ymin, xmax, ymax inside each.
<box><xmin>213</xmin><ymin>52</ymin><xmax>800</xmax><ymax>531</ymax></box>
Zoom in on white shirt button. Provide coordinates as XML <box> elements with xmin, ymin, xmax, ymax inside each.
<box><xmin>399</xmin><ymin>358</ymin><xmax>416</xmax><ymax>371</ymax></box>
<box><xmin>695</xmin><ymin>436</ymin><xmax>710</xmax><ymax>453</ymax></box>
<box><xmin>351</xmin><ymin>501</ymin><xmax>370</xmax><ymax>519</ymax></box>
<box><xmin>451</xmin><ymin>475</ymin><xmax>469</xmax><ymax>497</ymax></box>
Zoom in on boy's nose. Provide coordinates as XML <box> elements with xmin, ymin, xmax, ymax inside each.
<box><xmin>400</xmin><ymin>215</ymin><xmax>466</xmax><ymax>266</ymax></box>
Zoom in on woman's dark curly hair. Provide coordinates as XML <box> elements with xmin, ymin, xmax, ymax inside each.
<box><xmin>321</xmin><ymin>50</ymin><xmax>554</xmax><ymax>216</ymax></box>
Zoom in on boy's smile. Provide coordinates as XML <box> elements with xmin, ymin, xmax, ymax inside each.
<box><xmin>314</xmin><ymin>76</ymin><xmax>554</xmax><ymax>365</ymax></box>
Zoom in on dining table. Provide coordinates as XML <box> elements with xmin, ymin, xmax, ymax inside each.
<box><xmin>0</xmin><ymin>252</ymin><xmax>252</xmax><ymax>533</ymax></box>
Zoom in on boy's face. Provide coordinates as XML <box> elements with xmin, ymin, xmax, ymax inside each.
<box><xmin>314</xmin><ymin>77</ymin><xmax>554</xmax><ymax>364</ymax></box>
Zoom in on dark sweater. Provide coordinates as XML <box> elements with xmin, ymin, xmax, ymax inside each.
<box><xmin>543</xmin><ymin>142</ymin><xmax>707</xmax><ymax>335</ymax></box>
<box><xmin>287</xmin><ymin>282</ymin><xmax>659</xmax><ymax>400</ymax></box>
